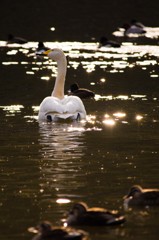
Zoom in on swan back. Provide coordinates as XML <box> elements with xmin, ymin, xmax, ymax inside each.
<box><xmin>38</xmin><ymin>95</ymin><xmax>86</xmax><ymax>122</ymax></box>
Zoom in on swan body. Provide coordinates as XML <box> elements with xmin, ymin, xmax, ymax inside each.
<box><xmin>38</xmin><ymin>95</ymin><xmax>86</xmax><ymax>121</ymax></box>
<box><xmin>38</xmin><ymin>49</ymin><xmax>86</xmax><ymax>122</ymax></box>
<box><xmin>123</xmin><ymin>185</ymin><xmax>159</xmax><ymax>209</ymax></box>
<box><xmin>64</xmin><ymin>202</ymin><xmax>125</xmax><ymax>226</ymax></box>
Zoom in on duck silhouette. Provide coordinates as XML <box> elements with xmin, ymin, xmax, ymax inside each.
<box><xmin>131</xmin><ymin>19</ymin><xmax>145</xmax><ymax>28</ymax></box>
<box><xmin>7</xmin><ymin>34</ymin><xmax>28</xmax><ymax>44</ymax></box>
<box><xmin>99</xmin><ymin>36</ymin><xmax>121</xmax><ymax>48</ymax></box>
<box><xmin>36</xmin><ymin>42</ymin><xmax>49</xmax><ymax>55</ymax></box>
<box><xmin>123</xmin><ymin>23</ymin><xmax>146</xmax><ymax>36</ymax></box>
<box><xmin>28</xmin><ymin>221</ymin><xmax>89</xmax><ymax>240</ymax></box>
<box><xmin>68</xmin><ymin>83</ymin><xmax>95</xmax><ymax>99</ymax></box>
<box><xmin>64</xmin><ymin>202</ymin><xmax>125</xmax><ymax>226</ymax></box>
<box><xmin>123</xmin><ymin>185</ymin><xmax>159</xmax><ymax>209</ymax></box>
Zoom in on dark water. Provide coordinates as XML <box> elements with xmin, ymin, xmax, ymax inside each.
<box><xmin>1</xmin><ymin>1</ymin><xmax>159</xmax><ymax>240</ymax></box>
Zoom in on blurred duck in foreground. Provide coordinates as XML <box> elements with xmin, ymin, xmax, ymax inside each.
<box><xmin>98</xmin><ymin>36</ymin><xmax>121</xmax><ymax>48</ymax></box>
<box><xmin>64</xmin><ymin>202</ymin><xmax>125</xmax><ymax>226</ymax></box>
<box><xmin>123</xmin><ymin>185</ymin><xmax>159</xmax><ymax>209</ymax></box>
<box><xmin>7</xmin><ymin>34</ymin><xmax>28</xmax><ymax>44</ymax></box>
<box><xmin>68</xmin><ymin>83</ymin><xmax>95</xmax><ymax>99</ymax></box>
<box><xmin>28</xmin><ymin>221</ymin><xmax>89</xmax><ymax>240</ymax></box>
<box><xmin>123</xmin><ymin>23</ymin><xmax>146</xmax><ymax>36</ymax></box>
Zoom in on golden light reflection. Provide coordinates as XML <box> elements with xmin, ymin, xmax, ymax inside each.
<box><xmin>56</xmin><ymin>198</ymin><xmax>71</xmax><ymax>204</ymax></box>
<box><xmin>115</xmin><ymin>95</ymin><xmax>129</xmax><ymax>100</ymax></box>
<box><xmin>136</xmin><ymin>115</ymin><xmax>143</xmax><ymax>121</ymax></box>
<box><xmin>93</xmin><ymin>94</ymin><xmax>148</xmax><ymax>102</ymax></box>
<box><xmin>2</xmin><ymin>62</ymin><xmax>19</xmax><ymax>65</ymax></box>
<box><xmin>104</xmin><ymin>114</ymin><xmax>110</xmax><ymax>118</ymax></box>
<box><xmin>86</xmin><ymin>115</ymin><xmax>96</xmax><ymax>124</ymax></box>
<box><xmin>19</xmin><ymin>49</ymin><xmax>29</xmax><ymax>54</ymax></box>
<box><xmin>26</xmin><ymin>71</ymin><xmax>34</xmax><ymax>75</ymax></box>
<box><xmin>113</xmin><ymin>112</ymin><xmax>126</xmax><ymax>118</ymax></box>
<box><xmin>1</xmin><ymin>105</ymin><xmax>24</xmax><ymax>112</ymax></box>
<box><xmin>90</xmin><ymin>82</ymin><xmax>95</xmax><ymax>85</ymax></box>
<box><xmin>112</xmin><ymin>60</ymin><xmax>128</xmax><ymax>69</ymax></box>
<box><xmin>131</xmin><ymin>94</ymin><xmax>146</xmax><ymax>99</ymax></box>
<box><xmin>150</xmin><ymin>74</ymin><xmax>158</xmax><ymax>78</ymax></box>
<box><xmin>69</xmin><ymin>61</ymin><xmax>79</xmax><ymax>69</ymax></box>
<box><xmin>7</xmin><ymin>50</ymin><xmax>18</xmax><ymax>55</ymax></box>
<box><xmin>103</xmin><ymin>119</ymin><xmax>116</xmax><ymax>126</ymax></box>
<box><xmin>50</xmin><ymin>27</ymin><xmax>56</xmax><ymax>31</ymax></box>
<box><xmin>1</xmin><ymin>105</ymin><xmax>24</xmax><ymax>115</ymax></box>
<box><xmin>41</xmin><ymin>76</ymin><xmax>50</xmax><ymax>81</ymax></box>
<box><xmin>136</xmin><ymin>60</ymin><xmax>157</xmax><ymax>66</ymax></box>
<box><xmin>100</xmin><ymin>78</ymin><xmax>106</xmax><ymax>83</ymax></box>
<box><xmin>6</xmin><ymin>40</ymin><xmax>158</xmax><ymax>77</ymax></box>
<box><xmin>94</xmin><ymin>95</ymin><xmax>113</xmax><ymax>101</ymax></box>
<box><xmin>32</xmin><ymin>106</ymin><xmax>39</xmax><ymax>113</ymax></box>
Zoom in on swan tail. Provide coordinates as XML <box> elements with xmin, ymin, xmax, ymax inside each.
<box><xmin>46</xmin><ymin>112</ymin><xmax>81</xmax><ymax>122</ymax></box>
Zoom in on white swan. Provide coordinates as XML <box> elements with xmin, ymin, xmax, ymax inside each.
<box><xmin>38</xmin><ymin>48</ymin><xmax>87</xmax><ymax>122</ymax></box>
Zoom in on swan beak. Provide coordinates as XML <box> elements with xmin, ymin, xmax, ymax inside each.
<box><xmin>36</xmin><ymin>49</ymin><xmax>52</xmax><ymax>57</ymax></box>
<box><xmin>42</xmin><ymin>49</ymin><xmax>52</xmax><ymax>55</ymax></box>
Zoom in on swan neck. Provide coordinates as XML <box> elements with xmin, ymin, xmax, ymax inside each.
<box><xmin>51</xmin><ymin>56</ymin><xmax>67</xmax><ymax>99</ymax></box>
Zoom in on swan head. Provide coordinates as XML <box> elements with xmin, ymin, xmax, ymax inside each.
<box><xmin>42</xmin><ymin>48</ymin><xmax>66</xmax><ymax>62</ymax></box>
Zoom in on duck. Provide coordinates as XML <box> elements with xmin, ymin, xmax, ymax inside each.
<box><xmin>64</xmin><ymin>202</ymin><xmax>125</xmax><ymax>226</ymax></box>
<box><xmin>123</xmin><ymin>23</ymin><xmax>146</xmax><ymax>36</ymax></box>
<box><xmin>68</xmin><ymin>83</ymin><xmax>95</xmax><ymax>99</ymax></box>
<box><xmin>98</xmin><ymin>36</ymin><xmax>121</xmax><ymax>48</ymax></box>
<box><xmin>7</xmin><ymin>34</ymin><xmax>28</xmax><ymax>44</ymax></box>
<box><xmin>37</xmin><ymin>48</ymin><xmax>87</xmax><ymax>122</ymax></box>
<box><xmin>130</xmin><ymin>19</ymin><xmax>145</xmax><ymax>28</ymax></box>
<box><xmin>123</xmin><ymin>185</ymin><xmax>159</xmax><ymax>209</ymax></box>
<box><xmin>28</xmin><ymin>221</ymin><xmax>89</xmax><ymax>240</ymax></box>
<box><xmin>36</xmin><ymin>42</ymin><xmax>49</xmax><ymax>55</ymax></box>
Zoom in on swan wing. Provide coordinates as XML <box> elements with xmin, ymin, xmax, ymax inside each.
<box><xmin>62</xmin><ymin>96</ymin><xmax>86</xmax><ymax>115</ymax></box>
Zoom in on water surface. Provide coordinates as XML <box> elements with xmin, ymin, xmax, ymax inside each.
<box><xmin>1</xmin><ymin>3</ymin><xmax>159</xmax><ymax>239</ymax></box>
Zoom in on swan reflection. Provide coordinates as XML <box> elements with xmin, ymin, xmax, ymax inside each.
<box><xmin>39</xmin><ymin>122</ymin><xmax>86</xmax><ymax>161</ymax></box>
<box><xmin>38</xmin><ymin>122</ymin><xmax>87</xmax><ymax>199</ymax></box>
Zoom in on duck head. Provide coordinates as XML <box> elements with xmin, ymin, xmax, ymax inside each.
<box><xmin>125</xmin><ymin>185</ymin><xmax>143</xmax><ymax>199</ymax></box>
<box><xmin>69</xmin><ymin>202</ymin><xmax>88</xmax><ymax>217</ymax></box>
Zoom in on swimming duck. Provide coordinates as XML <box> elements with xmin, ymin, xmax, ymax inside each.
<box><xmin>36</xmin><ymin>42</ymin><xmax>49</xmax><ymax>55</ymax></box>
<box><xmin>37</xmin><ymin>48</ymin><xmax>87</xmax><ymax>122</ymax></box>
<box><xmin>28</xmin><ymin>221</ymin><xmax>88</xmax><ymax>240</ymax></box>
<box><xmin>131</xmin><ymin>19</ymin><xmax>145</xmax><ymax>28</ymax></box>
<box><xmin>123</xmin><ymin>185</ymin><xmax>159</xmax><ymax>209</ymax></box>
<box><xmin>98</xmin><ymin>36</ymin><xmax>121</xmax><ymax>48</ymax></box>
<box><xmin>68</xmin><ymin>83</ymin><xmax>95</xmax><ymax>99</ymax></box>
<box><xmin>64</xmin><ymin>202</ymin><xmax>125</xmax><ymax>226</ymax></box>
<box><xmin>123</xmin><ymin>23</ymin><xmax>146</xmax><ymax>36</ymax></box>
<box><xmin>7</xmin><ymin>34</ymin><xmax>28</xmax><ymax>44</ymax></box>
